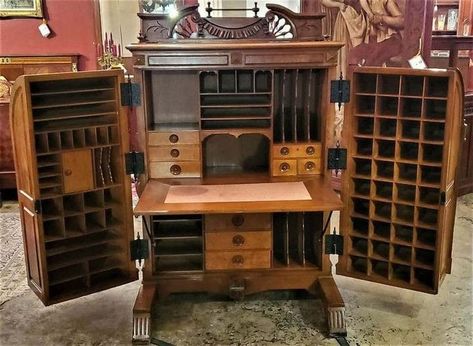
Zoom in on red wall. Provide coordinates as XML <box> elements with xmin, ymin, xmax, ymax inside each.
<box><xmin>0</xmin><ymin>0</ymin><xmax>98</xmax><ymax>70</ymax></box>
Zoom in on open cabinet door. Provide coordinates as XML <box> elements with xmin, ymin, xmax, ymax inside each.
<box><xmin>10</xmin><ymin>70</ymin><xmax>136</xmax><ymax>305</ymax></box>
<box><xmin>338</xmin><ymin>67</ymin><xmax>464</xmax><ymax>293</ymax></box>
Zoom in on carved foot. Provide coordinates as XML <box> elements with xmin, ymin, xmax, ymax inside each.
<box><xmin>132</xmin><ymin>283</ymin><xmax>157</xmax><ymax>344</ymax></box>
<box><xmin>132</xmin><ymin>312</ymin><xmax>151</xmax><ymax>344</ymax></box>
<box><xmin>318</xmin><ymin>276</ymin><xmax>347</xmax><ymax>337</ymax></box>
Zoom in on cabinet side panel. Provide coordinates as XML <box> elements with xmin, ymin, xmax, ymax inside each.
<box><xmin>22</xmin><ymin>205</ymin><xmax>43</xmax><ymax>291</ymax></box>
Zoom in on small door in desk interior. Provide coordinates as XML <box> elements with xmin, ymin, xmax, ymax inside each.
<box><xmin>61</xmin><ymin>149</ymin><xmax>94</xmax><ymax>193</ymax></box>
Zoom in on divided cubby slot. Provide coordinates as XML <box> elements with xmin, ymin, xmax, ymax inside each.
<box><xmin>401</xmin><ymin>98</ymin><xmax>422</xmax><ymax>118</ymax></box>
<box><xmin>355</xmin><ymin>116</ymin><xmax>374</xmax><ymax>135</ymax></box>
<box><xmin>372</xmin><ymin>221</ymin><xmax>391</xmax><ymax>240</ymax></box>
<box><xmin>65</xmin><ymin>215</ymin><xmax>86</xmax><ymax>237</ymax></box>
<box><xmin>356</xmin><ymin>95</ymin><xmax>375</xmax><ymax>114</ymax></box>
<box><xmin>237</xmin><ymin>70</ymin><xmax>253</xmax><ymax>92</ymax></box>
<box><xmin>353</xmin><ymin>178</ymin><xmax>371</xmax><ymax>196</ymax></box>
<box><xmin>273</xmin><ymin>69</ymin><xmax>323</xmax><ymax>143</ymax></box>
<box><xmin>31</xmin><ymin>77</ymin><xmax>115</xmax><ymax>95</ymax></box>
<box><xmin>376</xmin><ymin>140</ymin><xmax>395</xmax><ymax>159</ymax></box>
<box><xmin>416</xmin><ymin>228</ymin><xmax>436</xmax><ymax>247</ymax></box>
<box><xmin>350</xmin><ymin>256</ymin><xmax>368</xmax><ymax>274</ymax></box>
<box><xmin>377</xmin><ymin>96</ymin><xmax>398</xmax><ymax>116</ymax></box>
<box><xmin>63</xmin><ymin>194</ymin><xmax>84</xmax><ymax>215</ymax></box>
<box><xmin>426</xmin><ymin>77</ymin><xmax>448</xmax><ymax>98</ymax></box>
<box><xmin>351</xmin><ymin>217</ymin><xmax>369</xmax><ymax>236</ymax></box>
<box><xmin>378</xmin><ymin>75</ymin><xmax>400</xmax><ymax>95</ymax></box>
<box><xmin>44</xmin><ymin>219</ymin><xmax>65</xmax><ymax>241</ymax></box>
<box><xmin>153</xmin><ymin>215</ymin><xmax>202</xmax><ymax>239</ymax></box>
<box><xmin>352</xmin><ymin>198</ymin><xmax>370</xmax><ymax>217</ymax></box>
<box><xmin>394</xmin><ymin>224</ymin><xmax>413</xmax><ymax>243</ymax></box>
<box><xmin>401</xmin><ymin>120</ymin><xmax>420</xmax><ymax>139</ymax></box>
<box><xmin>374</xmin><ymin>201</ymin><xmax>392</xmax><ymax>219</ymax></box>
<box><xmin>414</xmin><ymin>268</ymin><xmax>434</xmax><ymax>288</ymax></box>
<box><xmin>417</xmin><ymin>207</ymin><xmax>438</xmax><ymax>226</ymax></box>
<box><xmin>398</xmin><ymin>163</ymin><xmax>417</xmax><ymax>182</ymax></box>
<box><xmin>419</xmin><ymin>187</ymin><xmax>440</xmax><ymax>205</ymax></box>
<box><xmin>415</xmin><ymin>248</ymin><xmax>435</xmax><ymax>267</ymax></box>
<box><xmin>374</xmin><ymin>181</ymin><xmax>393</xmax><ymax>199</ymax></box>
<box><xmin>219</xmin><ymin>71</ymin><xmax>236</xmax><ymax>93</ymax></box>
<box><xmin>392</xmin><ymin>263</ymin><xmax>411</xmax><ymax>283</ymax></box>
<box><xmin>86</xmin><ymin>211</ymin><xmax>107</xmax><ymax>231</ymax></box>
<box><xmin>371</xmin><ymin>259</ymin><xmax>389</xmax><ymax>278</ymax></box>
<box><xmin>84</xmin><ymin>190</ymin><xmax>105</xmax><ymax>210</ymax></box>
<box><xmin>422</xmin><ymin>144</ymin><xmax>443</xmax><ymax>163</ymax></box>
<box><xmin>372</xmin><ymin>240</ymin><xmax>390</xmax><ymax>260</ymax></box>
<box><xmin>351</xmin><ymin>237</ymin><xmax>368</xmax><ymax>256</ymax></box>
<box><xmin>420</xmin><ymin>165</ymin><xmax>441</xmax><ymax>184</ymax></box>
<box><xmin>396</xmin><ymin>183</ymin><xmax>416</xmax><ymax>202</ymax></box>
<box><xmin>355</xmin><ymin>73</ymin><xmax>377</xmax><ymax>94</ymax></box>
<box><xmin>354</xmin><ymin>158</ymin><xmax>372</xmax><ymax>176</ymax></box>
<box><xmin>41</xmin><ymin>198</ymin><xmax>63</xmax><ymax>219</ymax></box>
<box><xmin>255</xmin><ymin>71</ymin><xmax>272</xmax><ymax>92</ymax></box>
<box><xmin>200</xmin><ymin>71</ymin><xmax>218</xmax><ymax>93</ymax></box>
<box><xmin>377</xmin><ymin>118</ymin><xmax>397</xmax><ymax>137</ymax></box>
<box><xmin>424</xmin><ymin>99</ymin><xmax>447</xmax><ymax>120</ymax></box>
<box><xmin>272</xmin><ymin>212</ymin><xmax>323</xmax><ymax>267</ymax></box>
<box><xmin>395</xmin><ymin>204</ymin><xmax>414</xmax><ymax>223</ymax></box>
<box><xmin>423</xmin><ymin>122</ymin><xmax>444</xmax><ymax>142</ymax></box>
<box><xmin>355</xmin><ymin>138</ymin><xmax>373</xmax><ymax>156</ymax></box>
<box><xmin>375</xmin><ymin>160</ymin><xmax>394</xmax><ymax>179</ymax></box>
<box><xmin>402</xmin><ymin>76</ymin><xmax>424</xmax><ymax>96</ymax></box>
<box><xmin>399</xmin><ymin>142</ymin><xmax>419</xmax><ymax>161</ymax></box>
<box><xmin>393</xmin><ymin>244</ymin><xmax>412</xmax><ymax>263</ymax></box>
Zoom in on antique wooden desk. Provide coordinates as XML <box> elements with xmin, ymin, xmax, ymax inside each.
<box><xmin>9</xmin><ymin>5</ymin><xmax>464</xmax><ymax>344</ymax></box>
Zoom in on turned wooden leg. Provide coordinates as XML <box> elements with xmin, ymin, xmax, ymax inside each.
<box><xmin>318</xmin><ymin>276</ymin><xmax>347</xmax><ymax>337</ymax></box>
<box><xmin>132</xmin><ymin>283</ymin><xmax>157</xmax><ymax>344</ymax></box>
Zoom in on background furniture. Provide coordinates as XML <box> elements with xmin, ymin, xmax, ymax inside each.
<box><xmin>0</xmin><ymin>55</ymin><xmax>79</xmax><ymax>191</ymax></box>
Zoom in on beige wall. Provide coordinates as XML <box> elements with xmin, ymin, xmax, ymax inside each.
<box><xmin>100</xmin><ymin>0</ymin><xmax>140</xmax><ymax>57</ymax></box>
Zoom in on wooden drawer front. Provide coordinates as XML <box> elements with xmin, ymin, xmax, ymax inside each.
<box><xmin>205</xmin><ymin>213</ymin><xmax>272</xmax><ymax>232</ymax></box>
<box><xmin>148</xmin><ymin>131</ymin><xmax>199</xmax><ymax>146</ymax></box>
<box><xmin>272</xmin><ymin>159</ymin><xmax>297</xmax><ymax>176</ymax></box>
<box><xmin>205</xmin><ymin>250</ymin><xmax>271</xmax><ymax>270</ymax></box>
<box><xmin>205</xmin><ymin>231</ymin><xmax>272</xmax><ymax>251</ymax></box>
<box><xmin>297</xmin><ymin>159</ymin><xmax>322</xmax><ymax>175</ymax></box>
<box><xmin>148</xmin><ymin>145</ymin><xmax>200</xmax><ymax>162</ymax></box>
<box><xmin>149</xmin><ymin>161</ymin><xmax>201</xmax><ymax>178</ymax></box>
<box><xmin>273</xmin><ymin>143</ymin><xmax>321</xmax><ymax>159</ymax></box>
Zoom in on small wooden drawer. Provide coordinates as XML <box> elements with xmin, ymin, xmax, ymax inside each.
<box><xmin>205</xmin><ymin>213</ymin><xmax>272</xmax><ymax>232</ymax></box>
<box><xmin>149</xmin><ymin>161</ymin><xmax>201</xmax><ymax>178</ymax></box>
<box><xmin>148</xmin><ymin>145</ymin><xmax>200</xmax><ymax>162</ymax></box>
<box><xmin>205</xmin><ymin>250</ymin><xmax>271</xmax><ymax>270</ymax></box>
<box><xmin>272</xmin><ymin>159</ymin><xmax>297</xmax><ymax>176</ymax></box>
<box><xmin>297</xmin><ymin>159</ymin><xmax>322</xmax><ymax>175</ymax></box>
<box><xmin>205</xmin><ymin>231</ymin><xmax>272</xmax><ymax>251</ymax></box>
<box><xmin>273</xmin><ymin>143</ymin><xmax>321</xmax><ymax>159</ymax></box>
<box><xmin>148</xmin><ymin>131</ymin><xmax>199</xmax><ymax>146</ymax></box>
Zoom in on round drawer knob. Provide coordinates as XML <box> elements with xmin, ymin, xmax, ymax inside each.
<box><xmin>232</xmin><ymin>214</ymin><xmax>245</xmax><ymax>227</ymax></box>
<box><xmin>280</xmin><ymin>147</ymin><xmax>289</xmax><ymax>156</ymax></box>
<box><xmin>64</xmin><ymin>169</ymin><xmax>72</xmax><ymax>176</ymax></box>
<box><xmin>169</xmin><ymin>134</ymin><xmax>179</xmax><ymax>143</ymax></box>
<box><xmin>232</xmin><ymin>234</ymin><xmax>245</xmax><ymax>246</ymax></box>
<box><xmin>170</xmin><ymin>149</ymin><xmax>180</xmax><ymax>158</ymax></box>
<box><xmin>170</xmin><ymin>164</ymin><xmax>181</xmax><ymax>175</ymax></box>
<box><xmin>232</xmin><ymin>255</ymin><xmax>244</xmax><ymax>265</ymax></box>
<box><xmin>279</xmin><ymin>162</ymin><xmax>290</xmax><ymax>172</ymax></box>
<box><xmin>305</xmin><ymin>161</ymin><xmax>315</xmax><ymax>171</ymax></box>
<box><xmin>306</xmin><ymin>146</ymin><xmax>315</xmax><ymax>155</ymax></box>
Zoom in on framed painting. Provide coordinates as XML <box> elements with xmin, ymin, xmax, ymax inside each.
<box><xmin>0</xmin><ymin>0</ymin><xmax>43</xmax><ymax>18</ymax></box>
